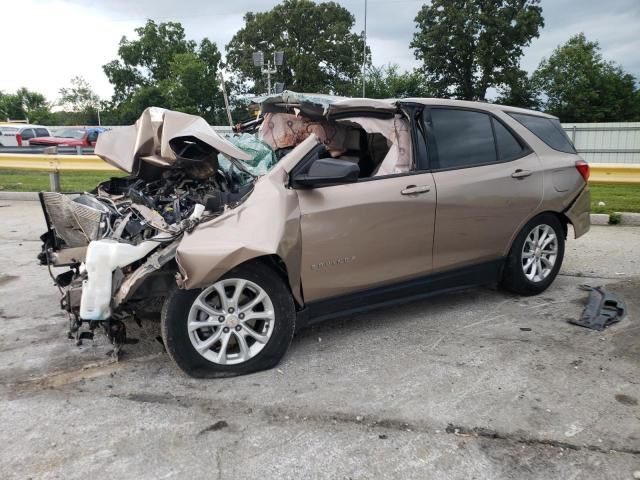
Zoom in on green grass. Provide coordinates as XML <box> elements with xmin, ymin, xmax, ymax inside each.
<box><xmin>1</xmin><ymin>169</ymin><xmax>639</xmax><ymax>214</ymax></box>
<box><xmin>590</xmin><ymin>183</ymin><xmax>640</xmax><ymax>215</ymax></box>
<box><xmin>0</xmin><ymin>169</ymin><xmax>125</xmax><ymax>193</ymax></box>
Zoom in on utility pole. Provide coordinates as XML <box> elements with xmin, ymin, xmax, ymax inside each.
<box><xmin>362</xmin><ymin>0</ymin><xmax>367</xmax><ymax>97</ymax></box>
<box><xmin>253</xmin><ymin>51</ymin><xmax>284</xmax><ymax>95</ymax></box>
<box><xmin>218</xmin><ymin>71</ymin><xmax>234</xmax><ymax>128</ymax></box>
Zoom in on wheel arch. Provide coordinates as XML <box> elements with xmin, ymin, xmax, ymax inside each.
<box><xmin>503</xmin><ymin>210</ymin><xmax>568</xmax><ymax>258</ymax></box>
<box><xmin>229</xmin><ymin>254</ymin><xmax>303</xmax><ymax>309</ymax></box>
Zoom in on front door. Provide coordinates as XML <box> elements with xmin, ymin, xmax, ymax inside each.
<box><xmin>296</xmin><ymin>167</ymin><xmax>436</xmax><ymax>303</ymax></box>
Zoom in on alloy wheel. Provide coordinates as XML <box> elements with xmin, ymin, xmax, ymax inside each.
<box><xmin>521</xmin><ymin>224</ymin><xmax>558</xmax><ymax>283</ymax></box>
<box><xmin>187</xmin><ymin>278</ymin><xmax>275</xmax><ymax>365</ymax></box>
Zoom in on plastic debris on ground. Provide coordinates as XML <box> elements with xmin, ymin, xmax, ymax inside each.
<box><xmin>570</xmin><ymin>284</ymin><xmax>627</xmax><ymax>331</ymax></box>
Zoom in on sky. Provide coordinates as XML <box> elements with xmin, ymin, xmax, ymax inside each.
<box><xmin>2</xmin><ymin>0</ymin><xmax>639</xmax><ymax>102</ymax></box>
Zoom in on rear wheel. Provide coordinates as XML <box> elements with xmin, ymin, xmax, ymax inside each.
<box><xmin>161</xmin><ymin>262</ymin><xmax>296</xmax><ymax>378</ymax></box>
<box><xmin>501</xmin><ymin>213</ymin><xmax>565</xmax><ymax>296</ymax></box>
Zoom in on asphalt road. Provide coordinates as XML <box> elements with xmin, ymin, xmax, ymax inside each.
<box><xmin>1</xmin><ymin>200</ymin><xmax>639</xmax><ymax>480</ymax></box>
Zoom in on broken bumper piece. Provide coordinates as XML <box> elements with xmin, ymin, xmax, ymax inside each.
<box><xmin>570</xmin><ymin>285</ymin><xmax>626</xmax><ymax>331</ymax></box>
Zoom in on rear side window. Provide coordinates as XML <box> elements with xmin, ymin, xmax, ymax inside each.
<box><xmin>35</xmin><ymin>128</ymin><xmax>49</xmax><ymax>137</ymax></box>
<box><xmin>21</xmin><ymin>128</ymin><xmax>35</xmax><ymax>140</ymax></box>
<box><xmin>492</xmin><ymin>118</ymin><xmax>525</xmax><ymax>161</ymax></box>
<box><xmin>508</xmin><ymin>113</ymin><xmax>576</xmax><ymax>154</ymax></box>
<box><xmin>430</xmin><ymin>109</ymin><xmax>497</xmax><ymax>169</ymax></box>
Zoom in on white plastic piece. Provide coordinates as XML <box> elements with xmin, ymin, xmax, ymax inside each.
<box><xmin>79</xmin><ymin>204</ymin><xmax>205</xmax><ymax>321</ymax></box>
<box><xmin>80</xmin><ymin>236</ymin><xmax>166</xmax><ymax>320</ymax></box>
<box><xmin>191</xmin><ymin>203</ymin><xmax>205</xmax><ymax>219</ymax></box>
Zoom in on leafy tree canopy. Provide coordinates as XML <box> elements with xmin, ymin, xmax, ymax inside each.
<box><xmin>411</xmin><ymin>0</ymin><xmax>543</xmax><ymax>101</ymax></box>
<box><xmin>225</xmin><ymin>0</ymin><xmax>368</xmax><ymax>96</ymax></box>
<box><xmin>58</xmin><ymin>76</ymin><xmax>100</xmax><ymax>112</ymax></box>
<box><xmin>532</xmin><ymin>33</ymin><xmax>640</xmax><ymax>122</ymax></box>
<box><xmin>0</xmin><ymin>88</ymin><xmax>54</xmax><ymax>124</ymax></box>
<box><xmin>354</xmin><ymin>64</ymin><xmax>433</xmax><ymax>99</ymax></box>
<box><xmin>103</xmin><ymin>20</ymin><xmax>226</xmax><ymax>124</ymax></box>
<box><xmin>494</xmin><ymin>68</ymin><xmax>540</xmax><ymax>109</ymax></box>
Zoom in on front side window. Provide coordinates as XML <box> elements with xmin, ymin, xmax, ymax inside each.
<box><xmin>508</xmin><ymin>112</ymin><xmax>576</xmax><ymax>154</ymax></box>
<box><xmin>430</xmin><ymin>109</ymin><xmax>497</xmax><ymax>169</ymax></box>
<box><xmin>87</xmin><ymin>130</ymin><xmax>99</xmax><ymax>142</ymax></box>
<box><xmin>35</xmin><ymin>128</ymin><xmax>50</xmax><ymax>137</ymax></box>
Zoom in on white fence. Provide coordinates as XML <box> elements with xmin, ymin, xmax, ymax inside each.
<box><xmin>562</xmin><ymin>122</ymin><xmax>640</xmax><ymax>164</ymax></box>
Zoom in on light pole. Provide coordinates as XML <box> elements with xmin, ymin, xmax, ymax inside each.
<box><xmin>362</xmin><ymin>0</ymin><xmax>368</xmax><ymax>97</ymax></box>
<box><xmin>253</xmin><ymin>51</ymin><xmax>285</xmax><ymax>94</ymax></box>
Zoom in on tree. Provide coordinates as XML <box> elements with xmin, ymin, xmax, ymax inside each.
<box><xmin>225</xmin><ymin>0</ymin><xmax>367</xmax><ymax>96</ymax></box>
<box><xmin>59</xmin><ymin>76</ymin><xmax>100</xmax><ymax>112</ymax></box>
<box><xmin>532</xmin><ymin>33</ymin><xmax>640</xmax><ymax>122</ymax></box>
<box><xmin>0</xmin><ymin>88</ymin><xmax>54</xmax><ymax>124</ymax></box>
<box><xmin>411</xmin><ymin>0</ymin><xmax>544</xmax><ymax>101</ymax></box>
<box><xmin>494</xmin><ymin>69</ymin><xmax>540</xmax><ymax>109</ymax></box>
<box><xmin>355</xmin><ymin>64</ymin><xmax>433</xmax><ymax>99</ymax></box>
<box><xmin>103</xmin><ymin>20</ymin><xmax>226</xmax><ymax>124</ymax></box>
<box><xmin>57</xmin><ymin>76</ymin><xmax>101</xmax><ymax>125</ymax></box>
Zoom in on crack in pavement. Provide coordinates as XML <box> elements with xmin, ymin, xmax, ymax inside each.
<box><xmin>102</xmin><ymin>391</ymin><xmax>640</xmax><ymax>458</ymax></box>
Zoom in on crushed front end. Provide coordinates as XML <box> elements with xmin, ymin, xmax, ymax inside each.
<box><xmin>37</xmin><ymin>107</ymin><xmax>263</xmax><ymax>354</ymax></box>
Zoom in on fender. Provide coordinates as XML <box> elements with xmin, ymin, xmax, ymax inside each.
<box><xmin>175</xmin><ymin>136</ymin><xmax>320</xmax><ymax>306</ymax></box>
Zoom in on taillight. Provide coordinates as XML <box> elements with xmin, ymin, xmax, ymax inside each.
<box><xmin>575</xmin><ymin>159</ymin><xmax>590</xmax><ymax>182</ymax></box>
<box><xmin>16</xmin><ymin>133</ymin><xmax>22</xmax><ymax>146</ymax></box>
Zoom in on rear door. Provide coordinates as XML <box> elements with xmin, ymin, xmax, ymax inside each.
<box><xmin>425</xmin><ymin>107</ymin><xmax>543</xmax><ymax>271</ymax></box>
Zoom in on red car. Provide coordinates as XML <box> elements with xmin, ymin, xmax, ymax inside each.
<box><xmin>29</xmin><ymin>127</ymin><xmax>105</xmax><ymax>147</ymax></box>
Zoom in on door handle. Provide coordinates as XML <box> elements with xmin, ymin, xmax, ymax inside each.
<box><xmin>511</xmin><ymin>169</ymin><xmax>532</xmax><ymax>179</ymax></box>
<box><xmin>401</xmin><ymin>185</ymin><xmax>431</xmax><ymax>195</ymax></box>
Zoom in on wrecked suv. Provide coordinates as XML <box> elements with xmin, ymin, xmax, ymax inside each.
<box><xmin>38</xmin><ymin>92</ymin><xmax>591</xmax><ymax>377</ymax></box>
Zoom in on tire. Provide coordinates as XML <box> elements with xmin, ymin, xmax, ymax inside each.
<box><xmin>501</xmin><ymin>213</ymin><xmax>565</xmax><ymax>296</ymax></box>
<box><xmin>161</xmin><ymin>261</ymin><xmax>296</xmax><ymax>378</ymax></box>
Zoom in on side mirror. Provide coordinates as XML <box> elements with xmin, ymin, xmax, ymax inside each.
<box><xmin>291</xmin><ymin>158</ymin><xmax>360</xmax><ymax>188</ymax></box>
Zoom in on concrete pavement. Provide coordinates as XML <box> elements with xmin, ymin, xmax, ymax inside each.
<box><xmin>0</xmin><ymin>200</ymin><xmax>638</xmax><ymax>479</ymax></box>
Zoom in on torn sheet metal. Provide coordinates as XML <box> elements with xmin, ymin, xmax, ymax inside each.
<box><xmin>95</xmin><ymin>107</ymin><xmax>252</xmax><ymax>175</ymax></box>
<box><xmin>570</xmin><ymin>285</ymin><xmax>627</xmax><ymax>331</ymax></box>
<box><xmin>248</xmin><ymin>90</ymin><xmax>396</xmax><ymax>117</ymax></box>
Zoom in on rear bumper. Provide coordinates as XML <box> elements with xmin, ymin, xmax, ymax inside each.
<box><xmin>565</xmin><ymin>186</ymin><xmax>591</xmax><ymax>238</ymax></box>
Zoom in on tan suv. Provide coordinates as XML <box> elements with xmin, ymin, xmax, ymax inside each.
<box><xmin>38</xmin><ymin>93</ymin><xmax>590</xmax><ymax>377</ymax></box>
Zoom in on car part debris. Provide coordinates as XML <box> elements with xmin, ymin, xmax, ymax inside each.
<box><xmin>571</xmin><ymin>285</ymin><xmax>626</xmax><ymax>331</ymax></box>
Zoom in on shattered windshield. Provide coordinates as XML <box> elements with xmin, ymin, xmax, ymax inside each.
<box><xmin>219</xmin><ymin>133</ymin><xmax>278</xmax><ymax>180</ymax></box>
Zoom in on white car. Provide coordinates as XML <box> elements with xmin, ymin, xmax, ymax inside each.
<box><xmin>0</xmin><ymin>123</ymin><xmax>51</xmax><ymax>146</ymax></box>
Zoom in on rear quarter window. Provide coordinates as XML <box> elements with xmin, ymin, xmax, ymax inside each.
<box><xmin>508</xmin><ymin>112</ymin><xmax>576</xmax><ymax>154</ymax></box>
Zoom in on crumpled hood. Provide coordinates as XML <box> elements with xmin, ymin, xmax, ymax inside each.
<box><xmin>95</xmin><ymin>107</ymin><xmax>252</xmax><ymax>174</ymax></box>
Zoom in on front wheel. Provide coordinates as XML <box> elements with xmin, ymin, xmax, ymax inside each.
<box><xmin>501</xmin><ymin>213</ymin><xmax>565</xmax><ymax>296</ymax></box>
<box><xmin>161</xmin><ymin>262</ymin><xmax>296</xmax><ymax>378</ymax></box>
